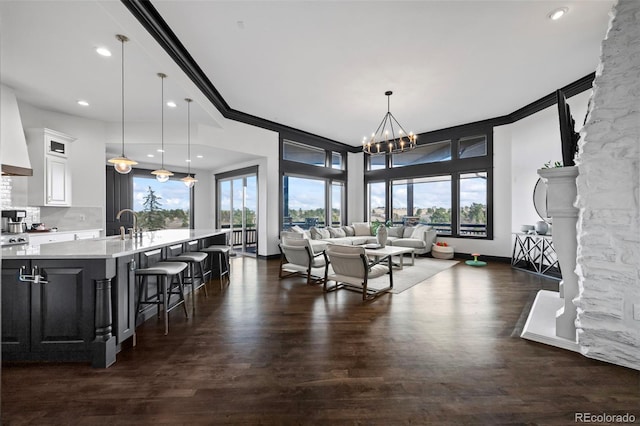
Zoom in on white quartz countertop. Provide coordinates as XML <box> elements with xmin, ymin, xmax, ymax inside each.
<box><xmin>27</xmin><ymin>228</ymin><xmax>102</xmax><ymax>235</ymax></box>
<box><xmin>2</xmin><ymin>229</ymin><xmax>230</xmax><ymax>260</ymax></box>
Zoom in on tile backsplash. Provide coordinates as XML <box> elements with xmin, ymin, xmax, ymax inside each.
<box><xmin>2</xmin><ymin>176</ymin><xmax>103</xmax><ymax>232</ymax></box>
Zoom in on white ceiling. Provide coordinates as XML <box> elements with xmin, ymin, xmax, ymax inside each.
<box><xmin>1</xmin><ymin>0</ymin><xmax>614</xmax><ymax>169</ymax></box>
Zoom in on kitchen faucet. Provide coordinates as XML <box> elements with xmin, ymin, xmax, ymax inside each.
<box><xmin>116</xmin><ymin>209</ymin><xmax>142</xmax><ymax>240</ymax></box>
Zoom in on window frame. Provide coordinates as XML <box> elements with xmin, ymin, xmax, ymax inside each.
<box><xmin>364</xmin><ymin>126</ymin><xmax>493</xmax><ymax>240</ymax></box>
<box><xmin>279</xmin><ymin>134</ymin><xmax>348</xmax><ymax>230</ymax></box>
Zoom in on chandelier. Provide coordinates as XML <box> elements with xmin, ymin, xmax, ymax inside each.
<box><xmin>363</xmin><ymin>91</ymin><xmax>417</xmax><ymax>155</ymax></box>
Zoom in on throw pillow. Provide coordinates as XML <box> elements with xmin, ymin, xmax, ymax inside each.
<box><xmin>291</xmin><ymin>225</ymin><xmax>305</xmax><ymax>234</ymax></box>
<box><xmin>310</xmin><ymin>227</ymin><xmax>331</xmax><ymax>240</ymax></box>
<box><xmin>328</xmin><ymin>227</ymin><xmax>346</xmax><ymax>238</ymax></box>
<box><xmin>342</xmin><ymin>225</ymin><xmax>355</xmax><ymax>236</ymax></box>
<box><xmin>309</xmin><ymin>226</ymin><xmax>321</xmax><ymax>240</ymax></box>
<box><xmin>403</xmin><ymin>226</ymin><xmax>415</xmax><ymax>239</ymax></box>
<box><xmin>411</xmin><ymin>224</ymin><xmax>432</xmax><ymax>240</ymax></box>
<box><xmin>387</xmin><ymin>226</ymin><xmax>404</xmax><ymax>238</ymax></box>
<box><xmin>280</xmin><ymin>231</ymin><xmax>303</xmax><ymax>240</ymax></box>
<box><xmin>352</xmin><ymin>222</ymin><xmax>371</xmax><ymax>236</ymax></box>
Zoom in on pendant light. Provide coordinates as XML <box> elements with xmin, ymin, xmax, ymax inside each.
<box><xmin>181</xmin><ymin>98</ymin><xmax>197</xmax><ymax>188</ymax></box>
<box><xmin>108</xmin><ymin>34</ymin><xmax>138</xmax><ymax>174</ymax></box>
<box><xmin>151</xmin><ymin>72</ymin><xmax>173</xmax><ymax>183</ymax></box>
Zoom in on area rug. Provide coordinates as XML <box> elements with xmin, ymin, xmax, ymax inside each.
<box><xmin>366</xmin><ymin>257</ymin><xmax>459</xmax><ymax>294</ymax></box>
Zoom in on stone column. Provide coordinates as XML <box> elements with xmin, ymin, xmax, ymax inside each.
<box><xmin>538</xmin><ymin>166</ymin><xmax>579</xmax><ymax>341</ymax></box>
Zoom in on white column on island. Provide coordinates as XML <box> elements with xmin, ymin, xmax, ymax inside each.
<box><xmin>538</xmin><ymin>166</ymin><xmax>580</xmax><ymax>341</ymax></box>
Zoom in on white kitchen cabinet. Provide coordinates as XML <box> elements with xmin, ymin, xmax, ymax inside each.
<box><xmin>26</xmin><ymin>128</ymin><xmax>75</xmax><ymax>206</ymax></box>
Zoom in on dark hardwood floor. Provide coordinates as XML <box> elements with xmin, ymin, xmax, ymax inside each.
<box><xmin>2</xmin><ymin>257</ymin><xmax>639</xmax><ymax>425</ymax></box>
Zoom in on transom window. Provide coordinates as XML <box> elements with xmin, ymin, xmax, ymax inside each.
<box><xmin>391</xmin><ymin>140</ymin><xmax>452</xmax><ymax>168</ymax></box>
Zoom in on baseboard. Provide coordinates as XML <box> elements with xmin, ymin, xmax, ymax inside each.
<box><xmin>454</xmin><ymin>252</ymin><xmax>511</xmax><ymax>263</ymax></box>
<box><xmin>258</xmin><ymin>253</ymin><xmax>281</xmax><ymax>260</ymax></box>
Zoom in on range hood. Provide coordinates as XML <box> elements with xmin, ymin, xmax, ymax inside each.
<box><xmin>1</xmin><ymin>84</ymin><xmax>33</xmax><ymax>176</ymax></box>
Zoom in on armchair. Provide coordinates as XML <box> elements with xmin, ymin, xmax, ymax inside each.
<box><xmin>278</xmin><ymin>238</ymin><xmax>327</xmax><ymax>285</ymax></box>
<box><xmin>323</xmin><ymin>244</ymin><xmax>393</xmax><ymax>301</ymax></box>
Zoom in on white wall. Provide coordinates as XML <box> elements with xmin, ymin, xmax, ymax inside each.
<box><xmin>509</xmin><ymin>91</ymin><xmax>591</xmax><ymax>235</ymax></box>
<box><xmin>18</xmin><ymin>101</ymin><xmax>108</xmax><ymax>208</ymax></box>
<box><xmin>575</xmin><ymin>0</ymin><xmax>640</xmax><ymax>371</ymax></box>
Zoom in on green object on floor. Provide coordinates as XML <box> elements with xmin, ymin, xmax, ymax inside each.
<box><xmin>466</xmin><ymin>253</ymin><xmax>487</xmax><ymax>267</ymax></box>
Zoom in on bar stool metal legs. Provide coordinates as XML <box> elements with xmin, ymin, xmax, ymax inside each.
<box><xmin>166</xmin><ymin>251</ymin><xmax>209</xmax><ymax>314</ymax></box>
<box><xmin>135</xmin><ymin>261</ymin><xmax>189</xmax><ymax>335</ymax></box>
<box><xmin>201</xmin><ymin>245</ymin><xmax>231</xmax><ymax>287</ymax></box>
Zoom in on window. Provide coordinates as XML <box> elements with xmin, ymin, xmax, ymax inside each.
<box><xmin>459</xmin><ymin>172</ymin><xmax>487</xmax><ymax>236</ymax></box>
<box><xmin>280</xmin><ymin>137</ymin><xmax>348</xmax><ymax>230</ymax></box>
<box><xmin>133</xmin><ymin>175</ymin><xmax>191</xmax><ymax>230</ymax></box>
<box><xmin>331</xmin><ymin>152</ymin><xmax>343</xmax><ymax>170</ymax></box>
<box><xmin>413</xmin><ymin>176</ymin><xmax>452</xmax><ymax>234</ymax></box>
<box><xmin>331</xmin><ymin>182</ymin><xmax>343</xmax><ymax>226</ymax></box>
<box><xmin>218</xmin><ymin>180</ymin><xmax>231</xmax><ymax>229</ymax></box>
<box><xmin>217</xmin><ymin>170</ymin><xmax>259</xmax><ymax>255</ymax></box>
<box><xmin>392</xmin><ymin>140</ymin><xmax>451</xmax><ymax>168</ymax></box>
<box><xmin>368</xmin><ymin>181</ymin><xmax>386</xmax><ymax>222</ymax></box>
<box><xmin>458</xmin><ymin>135</ymin><xmax>487</xmax><ymax>159</ymax></box>
<box><xmin>283</xmin><ymin>176</ymin><xmax>326</xmax><ymax>229</ymax></box>
<box><xmin>283</xmin><ymin>140</ymin><xmax>326</xmax><ymax>167</ymax></box>
<box><xmin>390</xmin><ymin>180</ymin><xmax>408</xmax><ymax>224</ymax></box>
<box><xmin>364</xmin><ymin>128</ymin><xmax>492</xmax><ymax>239</ymax></box>
<box><xmin>368</xmin><ymin>154</ymin><xmax>386</xmax><ymax>171</ymax></box>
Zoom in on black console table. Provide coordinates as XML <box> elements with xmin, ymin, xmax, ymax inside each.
<box><xmin>511</xmin><ymin>233</ymin><xmax>561</xmax><ymax>280</ymax></box>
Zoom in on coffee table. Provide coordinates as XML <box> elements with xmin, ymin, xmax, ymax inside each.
<box><xmin>363</xmin><ymin>245</ymin><xmax>414</xmax><ymax>270</ymax></box>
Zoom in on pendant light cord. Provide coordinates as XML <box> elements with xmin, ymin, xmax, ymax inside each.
<box><xmin>121</xmin><ymin>37</ymin><xmax>125</xmax><ymax>156</ymax></box>
<box><xmin>187</xmin><ymin>98</ymin><xmax>191</xmax><ymax>175</ymax></box>
<box><xmin>161</xmin><ymin>75</ymin><xmax>164</xmax><ymax>169</ymax></box>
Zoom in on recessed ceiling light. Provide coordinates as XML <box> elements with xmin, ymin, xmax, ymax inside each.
<box><xmin>96</xmin><ymin>47</ymin><xmax>112</xmax><ymax>57</ymax></box>
<box><xmin>147</xmin><ymin>154</ymin><xmax>154</xmax><ymax>158</ymax></box>
<box><xmin>548</xmin><ymin>7</ymin><xmax>568</xmax><ymax>20</ymax></box>
<box><xmin>186</xmin><ymin>159</ymin><xmax>191</xmax><ymax>163</ymax></box>
<box><xmin>157</xmin><ymin>149</ymin><xmax>165</xmax><ymax>153</ymax></box>
<box><xmin>77</xmin><ymin>100</ymin><xmax>89</xmax><ymax>106</ymax></box>
<box><xmin>166</xmin><ymin>101</ymin><xmax>177</xmax><ymax>108</ymax></box>
<box><xmin>196</xmin><ymin>155</ymin><xmax>203</xmax><ymax>159</ymax></box>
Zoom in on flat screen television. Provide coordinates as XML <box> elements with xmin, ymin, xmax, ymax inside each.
<box><xmin>556</xmin><ymin>89</ymin><xmax>581</xmax><ymax>167</ymax></box>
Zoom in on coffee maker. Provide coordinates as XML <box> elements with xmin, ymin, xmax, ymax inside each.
<box><xmin>1</xmin><ymin>210</ymin><xmax>28</xmax><ymax>233</ymax></box>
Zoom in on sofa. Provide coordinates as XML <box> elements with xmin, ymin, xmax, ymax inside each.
<box><xmin>282</xmin><ymin>222</ymin><xmax>437</xmax><ymax>255</ymax></box>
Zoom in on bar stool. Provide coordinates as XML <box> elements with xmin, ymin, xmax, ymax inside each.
<box><xmin>201</xmin><ymin>244</ymin><xmax>231</xmax><ymax>286</ymax></box>
<box><xmin>165</xmin><ymin>242</ymin><xmax>210</xmax><ymax>313</ymax></box>
<box><xmin>135</xmin><ymin>249</ymin><xmax>189</xmax><ymax>335</ymax></box>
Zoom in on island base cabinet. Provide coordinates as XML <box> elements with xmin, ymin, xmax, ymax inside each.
<box><xmin>1</xmin><ymin>260</ymin><xmax>31</xmax><ymax>354</ymax></box>
<box><xmin>112</xmin><ymin>256</ymin><xmax>136</xmax><ymax>345</ymax></box>
<box><xmin>1</xmin><ymin>259</ymin><xmax>116</xmax><ymax>367</ymax></box>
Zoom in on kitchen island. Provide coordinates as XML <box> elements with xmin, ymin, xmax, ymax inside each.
<box><xmin>1</xmin><ymin>229</ymin><xmax>229</xmax><ymax>368</ymax></box>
